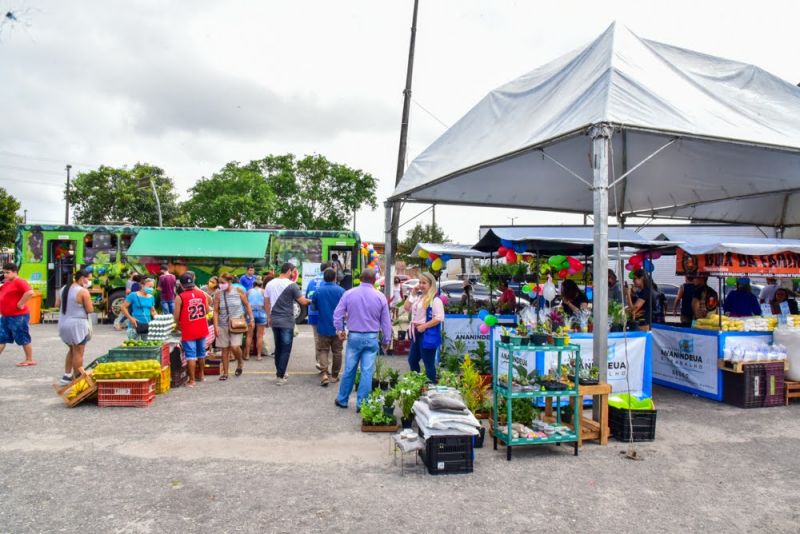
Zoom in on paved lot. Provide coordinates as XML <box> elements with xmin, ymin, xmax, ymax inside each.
<box><xmin>1</xmin><ymin>323</ymin><xmax>799</xmax><ymax>533</ymax></box>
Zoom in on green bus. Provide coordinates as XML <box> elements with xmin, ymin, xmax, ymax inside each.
<box><xmin>15</xmin><ymin>224</ymin><xmax>363</xmax><ymax>322</ymax></box>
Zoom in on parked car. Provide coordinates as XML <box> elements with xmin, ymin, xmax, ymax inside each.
<box><xmin>438</xmin><ymin>280</ymin><xmax>530</xmax><ymax>309</ymax></box>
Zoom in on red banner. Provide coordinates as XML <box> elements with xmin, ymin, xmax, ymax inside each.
<box><xmin>676</xmin><ymin>248</ymin><xmax>800</xmax><ymax>277</ymax></box>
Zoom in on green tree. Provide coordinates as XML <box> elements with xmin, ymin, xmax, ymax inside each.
<box><xmin>66</xmin><ymin>163</ymin><xmax>181</xmax><ymax>226</ymax></box>
<box><xmin>181</xmin><ymin>161</ymin><xmax>276</xmax><ymax>228</ymax></box>
<box><xmin>0</xmin><ymin>187</ymin><xmax>22</xmax><ymax>248</ymax></box>
<box><xmin>255</xmin><ymin>154</ymin><xmax>378</xmax><ymax>229</ymax></box>
<box><xmin>396</xmin><ymin>222</ymin><xmax>448</xmax><ymax>267</ymax></box>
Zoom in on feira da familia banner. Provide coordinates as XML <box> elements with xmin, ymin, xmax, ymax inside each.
<box><xmin>676</xmin><ymin>248</ymin><xmax>800</xmax><ymax>278</ymax></box>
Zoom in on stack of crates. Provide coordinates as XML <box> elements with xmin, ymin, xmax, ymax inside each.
<box><xmin>97</xmin><ymin>378</ymin><xmax>156</xmax><ymax>407</ymax></box>
<box><xmin>722</xmin><ymin>362</ymin><xmax>785</xmax><ymax>408</ymax></box>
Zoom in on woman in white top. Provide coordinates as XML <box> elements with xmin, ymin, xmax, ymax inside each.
<box><xmin>403</xmin><ymin>272</ymin><xmax>444</xmax><ymax>382</ymax></box>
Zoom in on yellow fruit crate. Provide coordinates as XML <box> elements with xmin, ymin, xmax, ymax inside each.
<box><xmin>156</xmin><ymin>365</ymin><xmax>171</xmax><ymax>394</ymax></box>
<box><xmin>52</xmin><ymin>368</ymin><xmax>97</xmax><ymax>408</ymax></box>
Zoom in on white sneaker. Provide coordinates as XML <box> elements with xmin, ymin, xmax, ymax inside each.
<box><xmin>58</xmin><ymin>374</ymin><xmax>73</xmax><ymax>386</ymax></box>
<box><xmin>275</xmin><ymin>376</ymin><xmax>288</xmax><ymax>386</ymax></box>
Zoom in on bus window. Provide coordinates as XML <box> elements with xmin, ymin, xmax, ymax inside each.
<box><xmin>120</xmin><ymin>234</ymin><xmax>134</xmax><ymax>261</ymax></box>
<box><xmin>84</xmin><ymin>232</ymin><xmax>114</xmax><ymax>263</ymax></box>
<box><xmin>27</xmin><ymin>231</ymin><xmax>43</xmax><ymax>262</ymax></box>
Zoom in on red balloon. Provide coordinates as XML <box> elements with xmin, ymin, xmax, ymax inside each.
<box><xmin>567</xmin><ymin>256</ymin><xmax>583</xmax><ymax>271</ymax></box>
<box><xmin>428</xmin><ymin>253</ymin><xmax>439</xmax><ymax>261</ymax></box>
<box><xmin>625</xmin><ymin>263</ymin><xmax>634</xmax><ymax>271</ymax></box>
<box><xmin>559</xmin><ymin>268</ymin><xmax>569</xmax><ymax>279</ymax></box>
<box><xmin>505</xmin><ymin>250</ymin><xmax>517</xmax><ymax>263</ymax></box>
<box><xmin>630</xmin><ymin>255</ymin><xmax>643</xmax><ymax>266</ymax></box>
<box><xmin>497</xmin><ymin>246</ymin><xmax>508</xmax><ymax>256</ymax></box>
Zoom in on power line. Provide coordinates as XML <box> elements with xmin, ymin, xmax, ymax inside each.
<box><xmin>0</xmin><ymin>163</ymin><xmax>64</xmax><ymax>176</ymax></box>
<box><xmin>412</xmin><ymin>98</ymin><xmax>450</xmax><ymax>130</ymax></box>
<box><xmin>0</xmin><ymin>176</ymin><xmax>63</xmax><ymax>188</ymax></box>
<box><xmin>0</xmin><ymin>150</ymin><xmax>101</xmax><ymax>169</ymax></box>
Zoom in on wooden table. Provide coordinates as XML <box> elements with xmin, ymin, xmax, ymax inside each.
<box><xmin>544</xmin><ymin>382</ymin><xmax>611</xmax><ymax>447</ymax></box>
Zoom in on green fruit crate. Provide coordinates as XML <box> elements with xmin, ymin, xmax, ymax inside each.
<box><xmin>105</xmin><ymin>344</ymin><xmax>170</xmax><ymax>367</ymax></box>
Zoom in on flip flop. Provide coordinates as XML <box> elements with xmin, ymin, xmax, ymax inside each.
<box><xmin>187</xmin><ymin>383</ymin><xmax>195</xmax><ymax>388</ymax></box>
<box><xmin>219</xmin><ymin>375</ymin><xmax>228</xmax><ymax>381</ymax></box>
<box><xmin>16</xmin><ymin>361</ymin><xmax>37</xmax><ymax>367</ymax></box>
<box><xmin>235</xmin><ymin>368</ymin><xmax>243</xmax><ymax>377</ymax></box>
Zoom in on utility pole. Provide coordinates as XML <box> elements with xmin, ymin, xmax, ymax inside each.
<box><xmin>432</xmin><ymin>204</ymin><xmax>436</xmax><ymax>228</ymax></box>
<box><xmin>150</xmin><ymin>178</ymin><xmax>163</xmax><ymax>227</ymax></box>
<box><xmin>65</xmin><ymin>164</ymin><xmax>72</xmax><ymax>224</ymax></box>
<box><xmin>23</xmin><ymin>209</ymin><xmax>27</xmax><ymax>223</ymax></box>
<box><xmin>385</xmin><ymin>0</ymin><xmax>420</xmax><ymax>301</ymax></box>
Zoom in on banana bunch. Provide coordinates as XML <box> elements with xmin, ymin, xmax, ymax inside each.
<box><xmin>66</xmin><ymin>378</ymin><xmax>90</xmax><ymax>399</ymax></box>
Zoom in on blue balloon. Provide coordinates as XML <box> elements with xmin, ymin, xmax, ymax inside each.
<box><xmin>586</xmin><ymin>287</ymin><xmax>593</xmax><ymax>301</ymax></box>
<box><xmin>478</xmin><ymin>309</ymin><xmax>489</xmax><ymax>320</ymax></box>
<box><xmin>440</xmin><ymin>254</ymin><xmax>451</xmax><ymax>263</ymax></box>
<box><xmin>644</xmin><ymin>259</ymin><xmax>655</xmax><ymax>273</ymax></box>
<box><xmin>85</xmin><ymin>265</ymin><xmax>94</xmax><ymax>273</ymax></box>
<box><xmin>98</xmin><ymin>267</ymin><xmax>107</xmax><ymax>274</ymax></box>
<box><xmin>425</xmin><ymin>258</ymin><xmax>433</xmax><ymax>266</ymax></box>
<box><xmin>513</xmin><ymin>242</ymin><xmax>526</xmax><ymax>253</ymax></box>
<box><xmin>500</xmin><ymin>239</ymin><xmax>513</xmax><ymax>248</ymax></box>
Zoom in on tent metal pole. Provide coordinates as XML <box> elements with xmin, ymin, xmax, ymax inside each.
<box><xmin>383</xmin><ymin>202</ymin><xmax>394</xmax><ymax>301</ymax></box>
<box><xmin>591</xmin><ymin>125</ymin><xmax>612</xmax><ymax>384</ymax></box>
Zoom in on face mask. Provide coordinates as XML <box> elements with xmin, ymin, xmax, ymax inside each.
<box><xmin>82</xmin><ymin>280</ymin><xmax>92</xmax><ymax>288</ymax></box>
<box><xmin>145</xmin><ymin>287</ymin><xmax>154</xmax><ymax>295</ymax></box>
<box><xmin>219</xmin><ymin>282</ymin><xmax>229</xmax><ymax>291</ymax></box>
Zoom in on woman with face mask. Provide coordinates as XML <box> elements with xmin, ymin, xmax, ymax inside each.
<box><xmin>121</xmin><ymin>277</ymin><xmax>157</xmax><ymax>340</ymax></box>
<box><xmin>57</xmin><ymin>269</ymin><xmax>94</xmax><ymax>385</ymax></box>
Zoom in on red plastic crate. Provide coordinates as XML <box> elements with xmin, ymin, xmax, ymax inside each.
<box><xmin>203</xmin><ymin>358</ymin><xmax>221</xmax><ymax>376</ymax></box>
<box><xmin>97</xmin><ymin>378</ymin><xmax>156</xmax><ymax>407</ymax></box>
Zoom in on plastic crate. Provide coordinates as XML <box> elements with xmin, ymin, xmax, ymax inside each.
<box><xmin>171</xmin><ymin>364</ymin><xmax>188</xmax><ymax>388</ymax></box>
<box><xmin>723</xmin><ymin>362</ymin><xmax>785</xmax><ymax>408</ymax></box>
<box><xmin>418</xmin><ymin>430</ymin><xmax>474</xmax><ymax>475</ymax></box>
<box><xmin>97</xmin><ymin>378</ymin><xmax>155</xmax><ymax>407</ymax></box>
<box><xmin>156</xmin><ymin>366</ymin><xmax>170</xmax><ymax>394</ymax></box>
<box><xmin>609</xmin><ymin>407</ymin><xmax>657</xmax><ymax>442</ymax></box>
<box><xmin>203</xmin><ymin>358</ymin><xmax>221</xmax><ymax>376</ymax></box>
<box><xmin>106</xmin><ymin>345</ymin><xmax>170</xmax><ymax>367</ymax></box>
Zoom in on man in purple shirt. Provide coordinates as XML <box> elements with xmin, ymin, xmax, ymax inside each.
<box><xmin>158</xmin><ymin>264</ymin><xmax>177</xmax><ymax>314</ymax></box>
<box><xmin>333</xmin><ymin>269</ymin><xmax>393</xmax><ymax>411</ymax></box>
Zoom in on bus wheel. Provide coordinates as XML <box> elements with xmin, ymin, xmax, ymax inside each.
<box><xmin>108</xmin><ymin>289</ymin><xmax>127</xmax><ymax>321</ymax></box>
<box><xmin>294</xmin><ymin>302</ymin><xmax>307</xmax><ymax>324</ymax></box>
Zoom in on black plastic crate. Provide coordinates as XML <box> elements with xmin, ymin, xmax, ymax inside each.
<box><xmin>170</xmin><ymin>364</ymin><xmax>188</xmax><ymax>388</ymax></box>
<box><xmin>609</xmin><ymin>406</ymin><xmax>657</xmax><ymax>442</ymax></box>
<box><xmin>723</xmin><ymin>362</ymin><xmax>784</xmax><ymax>408</ymax></box>
<box><xmin>418</xmin><ymin>430</ymin><xmax>474</xmax><ymax>475</ymax></box>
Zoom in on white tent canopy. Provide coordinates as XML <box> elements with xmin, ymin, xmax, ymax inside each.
<box><xmin>410</xmin><ymin>242</ymin><xmax>489</xmax><ymax>259</ymax></box>
<box><xmin>389</xmin><ymin>23</ymin><xmax>800</xmax><ymax>227</ymax></box>
<box><xmin>474</xmin><ymin>226</ymin><xmax>672</xmax><ymax>254</ymax></box>
<box><xmin>656</xmin><ymin>234</ymin><xmax>800</xmax><ymax>256</ymax></box>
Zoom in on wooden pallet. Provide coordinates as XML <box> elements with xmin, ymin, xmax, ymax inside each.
<box><xmin>52</xmin><ymin>369</ymin><xmax>97</xmax><ymax>407</ymax></box>
<box><xmin>786</xmin><ymin>381</ymin><xmax>800</xmax><ymax>406</ymax></box>
<box><xmin>718</xmin><ymin>359</ymin><xmax>788</xmax><ymax>374</ymax></box>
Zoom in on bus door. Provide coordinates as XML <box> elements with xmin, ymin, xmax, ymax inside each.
<box><xmin>46</xmin><ymin>239</ymin><xmax>76</xmax><ymax>307</ymax></box>
<box><xmin>326</xmin><ymin>244</ymin><xmax>354</xmax><ymax>289</ymax></box>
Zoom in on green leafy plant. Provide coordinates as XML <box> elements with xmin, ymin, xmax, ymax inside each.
<box><xmin>394</xmin><ymin>371</ymin><xmax>429</xmax><ymax>419</ymax></box>
<box><xmin>515</xmin><ymin>320</ymin><xmax>528</xmax><ymax>336</ymax></box>
<box><xmin>459</xmin><ymin>355</ymin><xmax>490</xmax><ymax>415</ymax></box>
<box><xmin>360</xmin><ymin>389</ymin><xmax>395</xmax><ymax>426</ymax></box>
<box><xmin>513</xmin><ymin>364</ymin><xmax>539</xmax><ymax>386</ymax></box>
<box><xmin>383</xmin><ymin>387</ymin><xmax>398</xmax><ymax>409</ymax></box>
<box><xmin>471</xmin><ymin>340</ymin><xmax>492</xmax><ymax>375</ymax></box>
<box><xmin>609</xmin><ymin>300</ymin><xmax>625</xmax><ymax>329</ymax></box>
<box><xmin>498</xmin><ymin>397</ymin><xmax>539</xmax><ymax>426</ymax></box>
<box><xmin>437</xmin><ymin>369</ymin><xmax>461</xmax><ymax>389</ymax></box>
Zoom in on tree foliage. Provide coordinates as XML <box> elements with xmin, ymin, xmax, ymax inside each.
<box><xmin>0</xmin><ymin>187</ymin><xmax>21</xmax><ymax>248</ymax></box>
<box><xmin>397</xmin><ymin>222</ymin><xmax>449</xmax><ymax>266</ymax></box>
<box><xmin>254</xmin><ymin>154</ymin><xmax>378</xmax><ymax>230</ymax></box>
<box><xmin>181</xmin><ymin>162</ymin><xmax>276</xmax><ymax>228</ymax></box>
<box><xmin>66</xmin><ymin>163</ymin><xmax>181</xmax><ymax>226</ymax></box>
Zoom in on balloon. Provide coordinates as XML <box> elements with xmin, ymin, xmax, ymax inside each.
<box><xmin>513</xmin><ymin>242</ymin><xmax>526</xmax><ymax>253</ymax></box>
<box><xmin>567</xmin><ymin>267</ymin><xmax>577</xmax><ymax>275</ymax></box>
<box><xmin>725</xmin><ymin>277</ymin><xmax>736</xmax><ymax>287</ymax></box>
<box><xmin>440</xmin><ymin>254</ymin><xmax>451</xmax><ymax>263</ymax></box>
<box><xmin>500</xmin><ymin>239</ymin><xmax>513</xmax><ymax>248</ymax></box>
<box><xmin>505</xmin><ymin>250</ymin><xmax>517</xmax><ymax>263</ymax></box>
<box><xmin>628</xmin><ymin>271</ymin><xmax>635</xmax><ymax>280</ymax></box>
<box><xmin>497</xmin><ymin>246</ymin><xmax>508</xmax><ymax>256</ymax></box>
<box><xmin>522</xmin><ymin>284</ymin><xmax>532</xmax><ymax>293</ymax></box>
<box><xmin>567</xmin><ymin>257</ymin><xmax>583</xmax><ymax>270</ymax></box>
<box><xmin>625</xmin><ymin>263</ymin><xmax>634</xmax><ymax>271</ymax></box>
<box><xmin>542</xmin><ymin>276</ymin><xmax>557</xmax><ymax>302</ymax></box>
<box><xmin>85</xmin><ymin>265</ymin><xmax>94</xmax><ymax>273</ymax></box>
<box><xmin>644</xmin><ymin>259</ymin><xmax>655</xmax><ymax>273</ymax></box>
<box><xmin>478</xmin><ymin>309</ymin><xmax>489</xmax><ymax>320</ymax></box>
<box><xmin>484</xmin><ymin>315</ymin><xmax>498</xmax><ymax>327</ymax></box>
<box><xmin>428</xmin><ymin>253</ymin><xmax>439</xmax><ymax>261</ymax></box>
<box><xmin>440</xmin><ymin>294</ymin><xmax>449</xmax><ymax>305</ymax></box>
<box><xmin>426</xmin><ymin>258</ymin><xmax>433</xmax><ymax>266</ymax></box>
<box><xmin>586</xmin><ymin>287</ymin><xmax>593</xmax><ymax>301</ymax></box>
<box><xmin>431</xmin><ymin>258</ymin><xmax>443</xmax><ymax>270</ymax></box>
<box><xmin>650</xmin><ymin>250</ymin><xmax>662</xmax><ymax>260</ymax></box>
<box><xmin>558</xmin><ymin>268</ymin><xmax>569</xmax><ymax>279</ymax></box>
<box><xmin>548</xmin><ymin>255</ymin><xmax>566</xmax><ymax>267</ymax></box>
<box><xmin>418</xmin><ymin>249</ymin><xmax>429</xmax><ymax>259</ymax></box>
<box><xmin>630</xmin><ymin>255</ymin><xmax>643</xmax><ymax>266</ymax></box>
<box><xmin>479</xmin><ymin>323</ymin><xmax>490</xmax><ymax>335</ymax></box>
<box><xmin>98</xmin><ymin>267</ymin><xmax>107</xmax><ymax>274</ymax></box>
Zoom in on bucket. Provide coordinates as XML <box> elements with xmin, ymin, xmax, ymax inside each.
<box><xmin>27</xmin><ymin>291</ymin><xmax>43</xmax><ymax>324</ymax></box>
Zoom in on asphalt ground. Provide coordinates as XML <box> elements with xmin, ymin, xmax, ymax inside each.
<box><xmin>1</xmin><ymin>323</ymin><xmax>799</xmax><ymax>533</ymax></box>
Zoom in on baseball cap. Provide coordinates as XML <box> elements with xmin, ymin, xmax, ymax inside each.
<box><xmin>179</xmin><ymin>273</ymin><xmax>195</xmax><ymax>287</ymax></box>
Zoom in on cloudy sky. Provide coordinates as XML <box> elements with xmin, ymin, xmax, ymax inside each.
<box><xmin>1</xmin><ymin>0</ymin><xmax>798</xmax><ymax>244</ymax></box>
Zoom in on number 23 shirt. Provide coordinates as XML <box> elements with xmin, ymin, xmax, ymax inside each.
<box><xmin>179</xmin><ymin>288</ymin><xmax>210</xmax><ymax>341</ymax></box>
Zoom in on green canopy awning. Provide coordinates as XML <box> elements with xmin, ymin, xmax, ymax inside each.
<box><xmin>126</xmin><ymin>229</ymin><xmax>270</xmax><ymax>259</ymax></box>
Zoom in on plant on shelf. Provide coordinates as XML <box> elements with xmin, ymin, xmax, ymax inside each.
<box><xmin>497</xmin><ymin>397</ymin><xmax>540</xmax><ymax>426</ymax></box>
<box><xmin>459</xmin><ymin>355</ymin><xmax>490</xmax><ymax>417</ymax></box>
<box><xmin>609</xmin><ymin>300</ymin><xmax>625</xmax><ymax>331</ymax></box>
<box><xmin>513</xmin><ymin>364</ymin><xmax>539</xmax><ymax>388</ymax></box>
<box><xmin>471</xmin><ymin>340</ymin><xmax>492</xmax><ymax>376</ymax></box>
<box><xmin>545</xmin><ymin>308</ymin><xmax>567</xmax><ymax>334</ymax></box>
<box><xmin>360</xmin><ymin>389</ymin><xmax>395</xmax><ymax>426</ymax></box>
<box><xmin>515</xmin><ymin>320</ymin><xmax>528</xmax><ymax>337</ymax></box>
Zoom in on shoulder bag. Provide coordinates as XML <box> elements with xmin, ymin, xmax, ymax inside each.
<box><xmin>223</xmin><ymin>290</ymin><xmax>248</xmax><ymax>334</ymax></box>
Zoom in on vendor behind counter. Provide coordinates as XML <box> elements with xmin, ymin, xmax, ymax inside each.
<box><xmin>724</xmin><ymin>278</ymin><xmax>762</xmax><ymax>317</ymax></box>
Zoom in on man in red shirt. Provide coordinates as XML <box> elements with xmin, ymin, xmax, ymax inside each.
<box><xmin>0</xmin><ymin>263</ymin><xmax>36</xmax><ymax>366</ymax></box>
<box><xmin>497</xmin><ymin>279</ymin><xmax>517</xmax><ymax>313</ymax></box>
<box><xmin>173</xmin><ymin>273</ymin><xmax>211</xmax><ymax>387</ymax></box>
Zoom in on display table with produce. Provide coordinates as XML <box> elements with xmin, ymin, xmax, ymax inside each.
<box><xmin>492</xmin><ymin>342</ymin><xmax>581</xmax><ymax>461</ymax></box>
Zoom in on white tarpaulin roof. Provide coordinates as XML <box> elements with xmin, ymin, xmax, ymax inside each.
<box><xmin>389</xmin><ymin>23</ymin><xmax>800</xmax><ymax>226</ymax></box>
<box><xmin>473</xmin><ymin>226</ymin><xmax>672</xmax><ymax>254</ymax></box>
<box><xmin>411</xmin><ymin>242</ymin><xmax>489</xmax><ymax>259</ymax></box>
<box><xmin>656</xmin><ymin>233</ymin><xmax>800</xmax><ymax>255</ymax></box>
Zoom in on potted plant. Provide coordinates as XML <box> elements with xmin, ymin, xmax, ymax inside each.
<box><xmin>395</xmin><ymin>371</ymin><xmax>428</xmax><ymax>428</ymax></box>
<box><xmin>459</xmin><ymin>356</ymin><xmax>490</xmax><ymax>447</ymax></box>
<box><xmin>530</xmin><ymin>321</ymin><xmax>549</xmax><ymax>346</ymax></box>
<box><xmin>471</xmin><ymin>340</ymin><xmax>492</xmax><ymax>388</ymax></box>
<box><xmin>609</xmin><ymin>300</ymin><xmax>625</xmax><ymax>332</ymax></box>
<box><xmin>512</xmin><ymin>320</ymin><xmax>529</xmax><ymax>345</ymax></box>
<box><xmin>499</xmin><ymin>326</ymin><xmax>511</xmax><ymax>344</ymax></box>
<box><xmin>382</xmin><ymin>387</ymin><xmax>398</xmax><ymax>419</ymax></box>
<box><xmin>437</xmin><ymin>369</ymin><xmax>461</xmax><ymax>389</ymax></box>
<box><xmin>360</xmin><ymin>389</ymin><xmax>399</xmax><ymax>432</ymax></box>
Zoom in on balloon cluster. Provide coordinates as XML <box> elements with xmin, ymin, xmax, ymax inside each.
<box><xmin>417</xmin><ymin>249</ymin><xmax>451</xmax><ymax>272</ymax></box>
<box><xmin>85</xmin><ymin>265</ymin><xmax>107</xmax><ymax>275</ymax></box>
<box><xmin>496</xmin><ymin>239</ymin><xmax>532</xmax><ymax>264</ymax></box>
<box><xmin>361</xmin><ymin>242</ymin><xmax>380</xmax><ymax>270</ymax></box>
<box><xmin>540</xmin><ymin>255</ymin><xmax>584</xmax><ymax>279</ymax></box>
<box><xmin>477</xmin><ymin>309</ymin><xmax>498</xmax><ymax>335</ymax></box>
<box><xmin>624</xmin><ymin>250</ymin><xmax>662</xmax><ymax>279</ymax></box>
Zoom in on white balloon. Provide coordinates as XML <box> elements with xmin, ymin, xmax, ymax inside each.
<box><xmin>542</xmin><ymin>275</ymin><xmax>557</xmax><ymax>302</ymax></box>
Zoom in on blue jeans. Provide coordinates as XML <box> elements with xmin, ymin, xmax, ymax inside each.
<box><xmin>336</xmin><ymin>332</ymin><xmax>379</xmax><ymax>409</ymax></box>
<box><xmin>272</xmin><ymin>327</ymin><xmax>294</xmax><ymax>378</ymax></box>
<box><xmin>161</xmin><ymin>300</ymin><xmax>175</xmax><ymax>314</ymax></box>
<box><xmin>408</xmin><ymin>338</ymin><xmax>438</xmax><ymax>383</ymax></box>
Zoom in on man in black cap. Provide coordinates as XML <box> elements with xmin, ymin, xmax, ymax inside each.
<box><xmin>173</xmin><ymin>272</ymin><xmax>211</xmax><ymax>387</ymax></box>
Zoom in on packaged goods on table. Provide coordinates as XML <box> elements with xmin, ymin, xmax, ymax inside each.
<box><xmin>146</xmin><ymin>314</ymin><xmax>176</xmax><ymax>341</ymax></box>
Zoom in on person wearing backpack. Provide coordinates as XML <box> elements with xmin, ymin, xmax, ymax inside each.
<box><xmin>404</xmin><ymin>272</ymin><xmax>444</xmax><ymax>383</ymax></box>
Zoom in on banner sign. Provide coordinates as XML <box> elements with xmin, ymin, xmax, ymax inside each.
<box><xmin>652</xmin><ymin>325</ymin><xmax>720</xmax><ymax>399</ymax></box>
<box><xmin>676</xmin><ymin>248</ymin><xmax>800</xmax><ymax>277</ymax></box>
<box><xmin>442</xmin><ymin>315</ymin><xmax>490</xmax><ymax>353</ymax></box>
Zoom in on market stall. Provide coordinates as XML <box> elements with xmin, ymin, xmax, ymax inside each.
<box><xmin>651</xmin><ymin>235</ymin><xmax>800</xmax><ymax>402</ymax></box>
